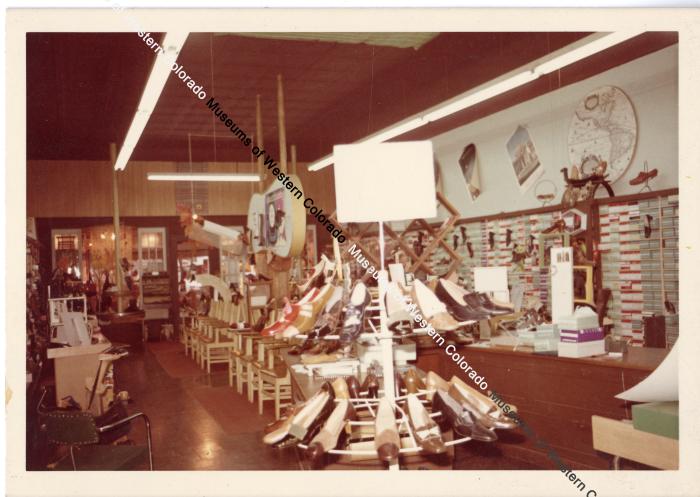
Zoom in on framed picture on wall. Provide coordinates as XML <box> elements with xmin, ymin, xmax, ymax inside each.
<box><xmin>573</xmin><ymin>265</ymin><xmax>594</xmax><ymax>305</ymax></box>
<box><xmin>506</xmin><ymin>125</ymin><xmax>544</xmax><ymax>193</ymax></box>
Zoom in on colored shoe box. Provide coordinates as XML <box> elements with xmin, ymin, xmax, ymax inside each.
<box><xmin>560</xmin><ymin>327</ymin><xmax>605</xmax><ymax>343</ymax></box>
<box><xmin>558</xmin><ymin>339</ymin><xmax>605</xmax><ymax>358</ymax></box>
<box><xmin>632</xmin><ymin>401</ymin><xmax>679</xmax><ymax>440</ymax></box>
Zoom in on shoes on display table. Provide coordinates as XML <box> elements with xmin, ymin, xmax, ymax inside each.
<box><xmin>435</xmin><ymin>279</ymin><xmax>489</xmax><ymax>322</ymax></box>
<box><xmin>402</xmin><ymin>368</ymin><xmax>426</xmax><ymax>395</ymax></box>
<box><xmin>306</xmin><ymin>399</ymin><xmax>357</xmax><ymax>466</ymax></box>
<box><xmin>411</xmin><ymin>279</ymin><xmax>462</xmax><ymax>331</ymax></box>
<box><xmin>432</xmin><ymin>389</ymin><xmax>497</xmax><ymax>442</ymax></box>
<box><xmin>449</xmin><ymin>376</ymin><xmax>517</xmax><ymax>430</ymax></box>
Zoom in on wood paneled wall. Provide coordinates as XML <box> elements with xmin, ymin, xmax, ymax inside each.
<box><xmin>27</xmin><ymin>160</ymin><xmax>337</xmax><ymax>218</ymax></box>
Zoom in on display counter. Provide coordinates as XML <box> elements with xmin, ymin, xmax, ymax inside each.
<box><xmin>97</xmin><ymin>310</ymin><xmax>146</xmax><ymax>347</ymax></box>
<box><xmin>415</xmin><ymin>343</ymin><xmax>668</xmax><ymax>469</ymax></box>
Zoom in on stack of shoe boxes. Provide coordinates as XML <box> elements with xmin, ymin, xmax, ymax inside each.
<box><xmin>557</xmin><ymin>309</ymin><xmax>605</xmax><ymax>358</ymax></box>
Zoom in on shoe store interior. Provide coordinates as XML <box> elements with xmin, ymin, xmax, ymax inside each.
<box><xmin>25</xmin><ymin>31</ymin><xmax>680</xmax><ymax>471</ymax></box>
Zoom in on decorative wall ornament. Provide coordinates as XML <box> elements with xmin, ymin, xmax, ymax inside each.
<box><xmin>457</xmin><ymin>143</ymin><xmax>482</xmax><ymax>201</ymax></box>
<box><xmin>567</xmin><ymin>85</ymin><xmax>638</xmax><ymax>184</ymax></box>
<box><xmin>506</xmin><ymin>125</ymin><xmax>544</xmax><ymax>193</ymax></box>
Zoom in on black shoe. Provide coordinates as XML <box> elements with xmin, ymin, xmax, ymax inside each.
<box><xmin>645</xmin><ymin>215</ymin><xmax>653</xmax><ymax>239</ymax></box>
<box><xmin>453</xmin><ymin>234</ymin><xmax>459</xmax><ymax>251</ymax></box>
<box><xmin>339</xmin><ymin>282</ymin><xmax>371</xmax><ymax>347</ymax></box>
<box><xmin>432</xmin><ymin>389</ymin><xmax>497</xmax><ymax>442</ymax></box>
<box><xmin>488</xmin><ymin>232</ymin><xmax>495</xmax><ymax>251</ymax></box>
<box><xmin>466</xmin><ymin>242</ymin><xmax>474</xmax><ymax>258</ymax></box>
<box><xmin>474</xmin><ymin>293</ymin><xmax>513</xmax><ymax>314</ymax></box>
<box><xmin>460</xmin><ymin>226</ymin><xmax>468</xmax><ymax>246</ymax></box>
<box><xmin>506</xmin><ymin>228</ymin><xmax>513</xmax><ymax>247</ymax></box>
<box><xmin>435</xmin><ymin>279</ymin><xmax>490</xmax><ymax>321</ymax></box>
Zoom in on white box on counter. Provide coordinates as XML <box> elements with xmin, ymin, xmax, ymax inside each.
<box><xmin>558</xmin><ymin>339</ymin><xmax>606</xmax><ymax>358</ymax></box>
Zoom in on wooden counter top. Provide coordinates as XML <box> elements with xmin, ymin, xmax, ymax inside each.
<box><xmin>459</xmin><ymin>342</ymin><xmax>668</xmax><ymax>372</ymax></box>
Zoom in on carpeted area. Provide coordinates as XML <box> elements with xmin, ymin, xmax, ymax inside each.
<box><xmin>189</xmin><ymin>385</ymin><xmax>276</xmax><ymax>435</ymax></box>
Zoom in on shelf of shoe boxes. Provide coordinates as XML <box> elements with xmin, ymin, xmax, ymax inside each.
<box><xmin>431</xmin><ymin>211</ymin><xmax>567</xmax><ymax>314</ymax></box>
<box><xmin>598</xmin><ymin>194</ymin><xmax>678</xmax><ymax>346</ymax></box>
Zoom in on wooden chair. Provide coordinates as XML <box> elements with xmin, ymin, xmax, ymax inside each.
<box><xmin>200</xmin><ymin>303</ymin><xmax>239</xmax><ymax>373</ymax></box>
<box><xmin>192</xmin><ymin>301</ymin><xmax>229</xmax><ymax>365</ymax></box>
<box><xmin>256</xmin><ymin>341</ymin><xmax>292</xmax><ymax>419</ymax></box>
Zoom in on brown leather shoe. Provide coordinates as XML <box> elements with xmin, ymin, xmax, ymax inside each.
<box><xmin>403</xmin><ymin>369</ymin><xmax>426</xmax><ymax>394</ymax></box>
<box><xmin>629</xmin><ymin>168</ymin><xmax>658</xmax><ymax>186</ymax></box>
<box><xmin>425</xmin><ymin>371</ymin><xmax>450</xmax><ymax>397</ymax></box>
<box><xmin>346</xmin><ymin>376</ymin><xmax>361</xmax><ymax>399</ymax></box>
<box><xmin>361</xmin><ymin>371</ymin><xmax>380</xmax><ymax>398</ymax></box>
<box><xmin>448</xmin><ymin>377</ymin><xmax>517</xmax><ymax>430</ymax></box>
<box><xmin>306</xmin><ymin>399</ymin><xmax>355</xmax><ymax>466</ymax></box>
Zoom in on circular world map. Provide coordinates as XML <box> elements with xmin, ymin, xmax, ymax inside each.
<box><xmin>567</xmin><ymin>86</ymin><xmax>638</xmax><ymax>184</ymax></box>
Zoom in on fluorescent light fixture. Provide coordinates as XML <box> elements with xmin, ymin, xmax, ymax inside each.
<box><xmin>534</xmin><ymin>31</ymin><xmax>644</xmax><ymax>75</ymax></box>
<box><xmin>423</xmin><ymin>71</ymin><xmax>539</xmax><ymax>122</ymax></box>
<box><xmin>114</xmin><ymin>32</ymin><xmax>190</xmax><ymax>171</ymax></box>
<box><xmin>358</xmin><ymin>117</ymin><xmax>428</xmax><ymax>144</ymax></box>
<box><xmin>307</xmin><ymin>154</ymin><xmax>335</xmax><ymax>172</ymax></box>
<box><xmin>147</xmin><ymin>172</ymin><xmax>261</xmax><ymax>182</ymax></box>
<box><xmin>307</xmin><ymin>31</ymin><xmax>643</xmax><ymax>173</ymax></box>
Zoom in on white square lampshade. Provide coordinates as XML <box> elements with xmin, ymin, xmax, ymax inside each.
<box><xmin>333</xmin><ymin>142</ymin><xmax>436</xmax><ymax>223</ymax></box>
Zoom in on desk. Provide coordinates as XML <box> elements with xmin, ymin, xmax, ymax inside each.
<box><xmin>47</xmin><ymin>342</ymin><xmax>112</xmax><ymax>413</ymax></box>
<box><xmin>415</xmin><ymin>343</ymin><xmax>667</xmax><ymax>469</ymax></box>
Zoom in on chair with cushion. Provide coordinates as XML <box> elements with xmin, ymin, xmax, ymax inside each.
<box><xmin>39</xmin><ymin>391</ymin><xmax>153</xmax><ymax>471</ymax></box>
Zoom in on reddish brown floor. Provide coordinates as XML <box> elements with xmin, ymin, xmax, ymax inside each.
<box><xmin>117</xmin><ymin>341</ymin><xmax>542</xmax><ymax>471</ymax></box>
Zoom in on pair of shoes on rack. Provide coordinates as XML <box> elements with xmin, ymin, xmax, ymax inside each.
<box><xmin>411</xmin><ymin>279</ymin><xmax>463</xmax><ymax>331</ymax></box>
<box><xmin>261</xmin><ymin>284</ymin><xmax>336</xmax><ymax>338</ymax></box>
<box><xmin>428</xmin><ymin>371</ymin><xmax>518</xmax><ymax>435</ymax></box>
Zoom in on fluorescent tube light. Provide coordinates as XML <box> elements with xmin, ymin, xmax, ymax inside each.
<box><xmin>147</xmin><ymin>172</ymin><xmax>261</xmax><ymax>182</ymax></box>
<box><xmin>307</xmin><ymin>31</ymin><xmax>642</xmax><ymax>173</ymax></box>
<box><xmin>114</xmin><ymin>32</ymin><xmax>189</xmax><ymax>171</ymax></box>
<box><xmin>358</xmin><ymin>117</ymin><xmax>428</xmax><ymax>144</ymax></box>
<box><xmin>423</xmin><ymin>71</ymin><xmax>538</xmax><ymax>122</ymax></box>
<box><xmin>307</xmin><ymin>154</ymin><xmax>335</xmax><ymax>172</ymax></box>
<box><xmin>534</xmin><ymin>31</ymin><xmax>644</xmax><ymax>75</ymax></box>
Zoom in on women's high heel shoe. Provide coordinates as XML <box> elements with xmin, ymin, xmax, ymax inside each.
<box><xmin>406</xmin><ymin>394</ymin><xmax>446</xmax><ymax>454</ymax></box>
<box><xmin>402</xmin><ymin>369</ymin><xmax>426</xmax><ymax>394</ymax></box>
<box><xmin>374</xmin><ymin>398</ymin><xmax>400</xmax><ymax>463</ymax></box>
<box><xmin>431</xmin><ymin>389</ymin><xmax>497</xmax><ymax>442</ymax></box>
<box><xmin>448</xmin><ymin>376</ymin><xmax>517</xmax><ymax>430</ymax></box>
<box><xmin>306</xmin><ymin>400</ymin><xmax>357</xmax><ymax>466</ymax></box>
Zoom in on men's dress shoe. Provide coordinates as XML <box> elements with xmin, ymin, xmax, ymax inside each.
<box><xmin>403</xmin><ymin>369</ymin><xmax>426</xmax><ymax>394</ymax></box>
<box><xmin>309</xmin><ymin>286</ymin><xmax>345</xmax><ymax>337</ymax></box>
<box><xmin>435</xmin><ymin>279</ymin><xmax>488</xmax><ymax>322</ymax></box>
<box><xmin>461</xmin><ymin>292</ymin><xmax>508</xmax><ymax>316</ymax></box>
<box><xmin>475</xmin><ymin>293</ymin><xmax>513</xmax><ymax>314</ymax></box>
<box><xmin>306</xmin><ymin>399</ymin><xmax>357</xmax><ymax>465</ymax></box>
<box><xmin>332</xmin><ymin>377</ymin><xmax>350</xmax><ymax>400</ymax></box>
<box><xmin>629</xmin><ymin>168</ymin><xmax>658</xmax><ymax>186</ymax></box>
<box><xmin>406</xmin><ymin>394</ymin><xmax>446</xmax><ymax>454</ymax></box>
<box><xmin>375</xmin><ymin>397</ymin><xmax>401</xmax><ymax>462</ymax></box>
<box><xmin>288</xmin><ymin>382</ymin><xmax>335</xmax><ymax>442</ymax></box>
<box><xmin>449</xmin><ymin>377</ymin><xmax>517</xmax><ymax>430</ymax></box>
<box><xmin>432</xmin><ymin>389</ymin><xmax>497</xmax><ymax>442</ymax></box>
<box><xmin>346</xmin><ymin>375</ymin><xmax>361</xmax><ymax>399</ymax></box>
<box><xmin>488</xmin><ymin>231</ymin><xmax>495</xmax><ymax>250</ymax></box>
<box><xmin>411</xmin><ymin>280</ymin><xmax>461</xmax><ymax>331</ymax></box>
<box><xmin>339</xmin><ymin>282</ymin><xmax>371</xmax><ymax>347</ymax></box>
<box><xmin>361</xmin><ymin>371</ymin><xmax>380</xmax><ymax>398</ymax></box>
<box><xmin>466</xmin><ymin>241</ymin><xmax>474</xmax><ymax>258</ymax></box>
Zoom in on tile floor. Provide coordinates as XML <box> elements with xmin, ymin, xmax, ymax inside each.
<box><xmin>115</xmin><ymin>342</ymin><xmax>541</xmax><ymax>471</ymax></box>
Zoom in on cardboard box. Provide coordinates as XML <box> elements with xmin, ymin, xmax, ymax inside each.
<box><xmin>558</xmin><ymin>339</ymin><xmax>605</xmax><ymax>358</ymax></box>
<box><xmin>632</xmin><ymin>401</ymin><xmax>679</xmax><ymax>440</ymax></box>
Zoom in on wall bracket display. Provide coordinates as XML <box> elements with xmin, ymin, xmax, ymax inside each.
<box><xmin>567</xmin><ymin>85</ymin><xmax>638</xmax><ymax>184</ymax></box>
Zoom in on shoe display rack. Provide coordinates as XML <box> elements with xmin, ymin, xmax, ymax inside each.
<box><xmin>598</xmin><ymin>193</ymin><xmax>679</xmax><ymax>346</ymax></box>
<box><xmin>295</xmin><ymin>391</ymin><xmax>463</xmax><ymax>469</ymax></box>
